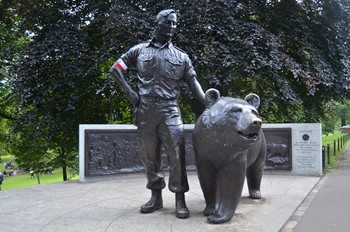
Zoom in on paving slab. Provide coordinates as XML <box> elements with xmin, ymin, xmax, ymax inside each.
<box><xmin>0</xmin><ymin>172</ymin><xmax>319</xmax><ymax>232</ymax></box>
<box><xmin>281</xmin><ymin>145</ymin><xmax>350</xmax><ymax>232</ymax></box>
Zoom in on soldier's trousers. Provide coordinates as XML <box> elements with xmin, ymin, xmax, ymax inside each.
<box><xmin>137</xmin><ymin>97</ymin><xmax>189</xmax><ymax>193</ymax></box>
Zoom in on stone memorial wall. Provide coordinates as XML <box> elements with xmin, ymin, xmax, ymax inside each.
<box><xmin>264</xmin><ymin>123</ymin><xmax>322</xmax><ymax>176</ymax></box>
<box><xmin>79</xmin><ymin>123</ymin><xmax>322</xmax><ymax>182</ymax></box>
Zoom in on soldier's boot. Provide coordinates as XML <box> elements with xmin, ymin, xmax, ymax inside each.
<box><xmin>175</xmin><ymin>192</ymin><xmax>190</xmax><ymax>219</ymax></box>
<box><xmin>140</xmin><ymin>189</ymin><xmax>163</xmax><ymax>213</ymax></box>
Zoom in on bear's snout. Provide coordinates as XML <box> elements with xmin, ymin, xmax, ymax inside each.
<box><xmin>236</xmin><ymin>115</ymin><xmax>262</xmax><ymax>143</ymax></box>
<box><xmin>252</xmin><ymin>118</ymin><xmax>262</xmax><ymax>126</ymax></box>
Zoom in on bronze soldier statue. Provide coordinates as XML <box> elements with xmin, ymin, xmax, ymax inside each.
<box><xmin>109</xmin><ymin>9</ymin><xmax>205</xmax><ymax>219</ymax></box>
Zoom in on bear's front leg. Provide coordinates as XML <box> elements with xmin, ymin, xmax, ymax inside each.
<box><xmin>207</xmin><ymin>160</ymin><xmax>246</xmax><ymax>224</ymax></box>
<box><xmin>194</xmin><ymin>150</ymin><xmax>216</xmax><ymax>216</ymax></box>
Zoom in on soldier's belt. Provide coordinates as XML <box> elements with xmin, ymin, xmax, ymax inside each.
<box><xmin>140</xmin><ymin>96</ymin><xmax>177</xmax><ymax>103</ymax></box>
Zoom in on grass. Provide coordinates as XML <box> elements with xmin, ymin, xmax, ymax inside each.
<box><xmin>1</xmin><ymin>166</ymin><xmax>79</xmax><ymax>191</ymax></box>
<box><xmin>0</xmin><ymin>154</ymin><xmax>79</xmax><ymax>190</ymax></box>
<box><xmin>322</xmin><ymin>131</ymin><xmax>342</xmax><ymax>146</ymax></box>
<box><xmin>1</xmin><ymin>170</ymin><xmax>60</xmax><ymax>190</ymax></box>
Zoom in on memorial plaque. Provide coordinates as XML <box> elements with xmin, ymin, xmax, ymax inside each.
<box><xmin>264</xmin><ymin>128</ymin><xmax>292</xmax><ymax>171</ymax></box>
<box><xmin>292</xmin><ymin>126</ymin><xmax>322</xmax><ymax>173</ymax></box>
<box><xmin>85</xmin><ymin>129</ymin><xmax>142</xmax><ymax>176</ymax></box>
<box><xmin>83</xmin><ymin>126</ymin><xmax>196</xmax><ymax>177</ymax></box>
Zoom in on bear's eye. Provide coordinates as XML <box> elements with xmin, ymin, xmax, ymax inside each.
<box><xmin>252</xmin><ymin>110</ymin><xmax>259</xmax><ymax>116</ymax></box>
<box><xmin>231</xmin><ymin>108</ymin><xmax>242</xmax><ymax>113</ymax></box>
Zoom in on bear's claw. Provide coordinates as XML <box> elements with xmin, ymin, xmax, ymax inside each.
<box><xmin>249</xmin><ymin>190</ymin><xmax>262</xmax><ymax>199</ymax></box>
<box><xmin>207</xmin><ymin>214</ymin><xmax>232</xmax><ymax>224</ymax></box>
<box><xmin>203</xmin><ymin>206</ymin><xmax>215</xmax><ymax>216</ymax></box>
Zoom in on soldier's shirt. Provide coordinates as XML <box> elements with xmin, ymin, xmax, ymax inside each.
<box><xmin>118</xmin><ymin>38</ymin><xmax>197</xmax><ymax>100</ymax></box>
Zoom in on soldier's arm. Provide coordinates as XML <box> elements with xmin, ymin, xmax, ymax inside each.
<box><xmin>184</xmin><ymin>56</ymin><xmax>205</xmax><ymax>104</ymax></box>
<box><xmin>186</xmin><ymin>75</ymin><xmax>205</xmax><ymax>104</ymax></box>
<box><xmin>109</xmin><ymin>59</ymin><xmax>139</xmax><ymax>106</ymax></box>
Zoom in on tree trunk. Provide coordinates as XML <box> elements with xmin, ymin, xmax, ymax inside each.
<box><xmin>36</xmin><ymin>173</ymin><xmax>40</xmax><ymax>184</ymax></box>
<box><xmin>341</xmin><ymin>118</ymin><xmax>347</xmax><ymax>126</ymax></box>
<box><xmin>62</xmin><ymin>163</ymin><xmax>67</xmax><ymax>181</ymax></box>
<box><xmin>59</xmin><ymin>147</ymin><xmax>68</xmax><ymax>181</ymax></box>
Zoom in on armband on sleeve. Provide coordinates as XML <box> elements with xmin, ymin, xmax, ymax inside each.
<box><xmin>114</xmin><ymin>59</ymin><xmax>128</xmax><ymax>73</ymax></box>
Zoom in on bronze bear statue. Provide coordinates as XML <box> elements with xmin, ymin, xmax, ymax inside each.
<box><xmin>193</xmin><ymin>88</ymin><xmax>266</xmax><ymax>224</ymax></box>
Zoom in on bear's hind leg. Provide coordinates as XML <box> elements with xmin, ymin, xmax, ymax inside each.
<box><xmin>247</xmin><ymin>145</ymin><xmax>266</xmax><ymax>199</ymax></box>
<box><xmin>246</xmin><ymin>160</ymin><xmax>264</xmax><ymax>199</ymax></box>
<box><xmin>247</xmin><ymin>134</ymin><xmax>266</xmax><ymax>199</ymax></box>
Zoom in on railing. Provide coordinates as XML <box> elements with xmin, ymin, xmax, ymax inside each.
<box><xmin>322</xmin><ymin>134</ymin><xmax>350</xmax><ymax>170</ymax></box>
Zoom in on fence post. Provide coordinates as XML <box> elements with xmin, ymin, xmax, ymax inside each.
<box><xmin>327</xmin><ymin>144</ymin><xmax>330</xmax><ymax>164</ymax></box>
<box><xmin>322</xmin><ymin>146</ymin><xmax>326</xmax><ymax>170</ymax></box>
<box><xmin>334</xmin><ymin>140</ymin><xmax>336</xmax><ymax>156</ymax></box>
<box><xmin>341</xmin><ymin>136</ymin><xmax>343</xmax><ymax>148</ymax></box>
<box><xmin>338</xmin><ymin>138</ymin><xmax>340</xmax><ymax>151</ymax></box>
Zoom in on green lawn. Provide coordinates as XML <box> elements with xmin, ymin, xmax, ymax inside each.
<box><xmin>322</xmin><ymin>131</ymin><xmax>342</xmax><ymax>146</ymax></box>
<box><xmin>1</xmin><ymin>168</ymin><xmax>79</xmax><ymax>191</ymax></box>
<box><xmin>0</xmin><ymin>154</ymin><xmax>79</xmax><ymax>190</ymax></box>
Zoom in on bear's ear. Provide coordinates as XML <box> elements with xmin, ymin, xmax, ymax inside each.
<box><xmin>205</xmin><ymin>88</ymin><xmax>220</xmax><ymax>108</ymax></box>
<box><xmin>244</xmin><ymin>93</ymin><xmax>260</xmax><ymax>109</ymax></box>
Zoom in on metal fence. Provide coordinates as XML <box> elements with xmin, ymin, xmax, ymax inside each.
<box><xmin>322</xmin><ymin>134</ymin><xmax>350</xmax><ymax>170</ymax></box>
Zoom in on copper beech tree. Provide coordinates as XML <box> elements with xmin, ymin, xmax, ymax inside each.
<box><xmin>2</xmin><ymin>0</ymin><xmax>350</xmax><ymax>180</ymax></box>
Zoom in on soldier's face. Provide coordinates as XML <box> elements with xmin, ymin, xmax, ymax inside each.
<box><xmin>156</xmin><ymin>13</ymin><xmax>177</xmax><ymax>39</ymax></box>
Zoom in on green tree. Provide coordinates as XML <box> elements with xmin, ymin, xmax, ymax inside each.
<box><xmin>0</xmin><ymin>0</ymin><xmax>28</xmax><ymax>158</ymax></box>
<box><xmin>11</xmin><ymin>130</ymin><xmax>57</xmax><ymax>184</ymax></box>
<box><xmin>98</xmin><ymin>0</ymin><xmax>350</xmax><ymax>121</ymax></box>
<box><xmin>261</xmin><ymin>0</ymin><xmax>350</xmax><ymax>121</ymax></box>
<box><xmin>9</xmin><ymin>0</ymin><xmax>110</xmax><ymax>180</ymax></box>
<box><xmin>336</xmin><ymin>103</ymin><xmax>350</xmax><ymax>127</ymax></box>
<box><xmin>321</xmin><ymin>102</ymin><xmax>338</xmax><ymax>134</ymax></box>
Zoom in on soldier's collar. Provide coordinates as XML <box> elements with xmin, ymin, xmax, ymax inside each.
<box><xmin>148</xmin><ymin>37</ymin><xmax>174</xmax><ymax>49</ymax></box>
